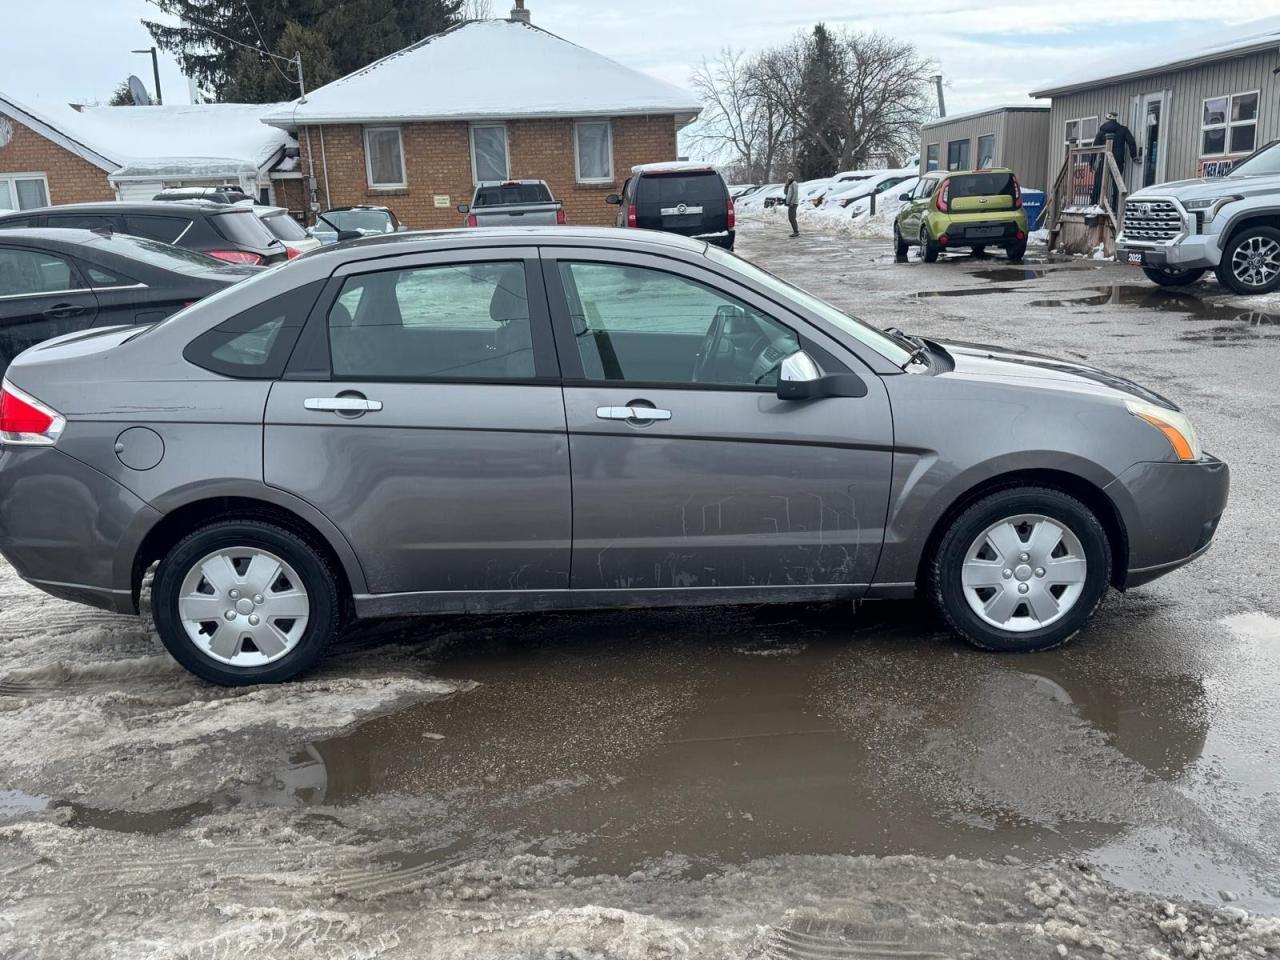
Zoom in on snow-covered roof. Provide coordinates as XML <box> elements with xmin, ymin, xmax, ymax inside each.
<box><xmin>631</xmin><ymin>161</ymin><xmax>718</xmax><ymax>174</ymax></box>
<box><xmin>263</xmin><ymin>19</ymin><xmax>700</xmax><ymax>127</ymax></box>
<box><xmin>1031</xmin><ymin>16</ymin><xmax>1280</xmax><ymax>98</ymax></box>
<box><xmin>0</xmin><ymin>93</ymin><xmax>292</xmax><ymax>178</ymax></box>
<box><xmin>921</xmin><ymin>103</ymin><xmax>1048</xmax><ymax>130</ymax></box>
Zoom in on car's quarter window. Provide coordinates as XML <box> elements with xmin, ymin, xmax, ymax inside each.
<box><xmin>328</xmin><ymin>261</ymin><xmax>535</xmax><ymax>381</ymax></box>
<box><xmin>557</xmin><ymin>261</ymin><xmax>799</xmax><ymax>388</ymax></box>
<box><xmin>0</xmin><ymin>247</ymin><xmax>78</xmax><ymax>296</ymax></box>
<box><xmin>184</xmin><ymin>280</ymin><xmax>326</xmax><ymax>379</ymax></box>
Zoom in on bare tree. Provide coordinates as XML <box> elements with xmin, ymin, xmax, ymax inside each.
<box><xmin>686</xmin><ymin>48</ymin><xmax>791</xmax><ymax>182</ymax></box>
<box><xmin>461</xmin><ymin>0</ymin><xmax>493</xmax><ymax>18</ymax></box>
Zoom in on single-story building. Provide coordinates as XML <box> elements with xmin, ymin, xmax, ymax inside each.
<box><xmin>918</xmin><ymin>104</ymin><xmax>1051</xmax><ymax>189</ymax></box>
<box><xmin>262</xmin><ymin>7</ymin><xmax>701</xmax><ymax>228</ymax></box>
<box><xmin>0</xmin><ymin>96</ymin><xmax>299</xmax><ymax>214</ymax></box>
<box><xmin>1031</xmin><ymin>16</ymin><xmax>1280</xmax><ymax>193</ymax></box>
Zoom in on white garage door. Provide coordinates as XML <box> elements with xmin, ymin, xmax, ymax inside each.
<box><xmin>114</xmin><ymin>180</ymin><xmax>166</xmax><ymax>202</ymax></box>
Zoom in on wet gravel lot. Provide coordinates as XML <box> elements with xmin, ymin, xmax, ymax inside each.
<box><xmin>2</xmin><ymin>221</ymin><xmax>1279</xmax><ymax>958</ymax></box>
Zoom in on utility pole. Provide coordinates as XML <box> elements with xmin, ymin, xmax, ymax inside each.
<box><xmin>132</xmin><ymin>47</ymin><xmax>162</xmax><ymax>104</ymax></box>
<box><xmin>931</xmin><ymin>74</ymin><xmax>945</xmax><ymax>118</ymax></box>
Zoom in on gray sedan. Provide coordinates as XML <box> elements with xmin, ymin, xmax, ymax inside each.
<box><xmin>0</xmin><ymin>227</ymin><xmax>1228</xmax><ymax>685</ymax></box>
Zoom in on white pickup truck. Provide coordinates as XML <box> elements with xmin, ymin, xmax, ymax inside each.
<box><xmin>459</xmin><ymin>180</ymin><xmax>566</xmax><ymax>227</ymax></box>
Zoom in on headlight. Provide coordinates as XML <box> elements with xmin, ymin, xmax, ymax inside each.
<box><xmin>1183</xmin><ymin>195</ymin><xmax>1243</xmax><ymax>222</ymax></box>
<box><xmin>1126</xmin><ymin>400</ymin><xmax>1201</xmax><ymax>461</ymax></box>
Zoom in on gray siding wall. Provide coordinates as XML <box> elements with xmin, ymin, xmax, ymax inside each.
<box><xmin>919</xmin><ymin>109</ymin><xmax>1050</xmax><ymax>190</ymax></box>
<box><xmin>1043</xmin><ymin>50</ymin><xmax>1280</xmax><ymax>190</ymax></box>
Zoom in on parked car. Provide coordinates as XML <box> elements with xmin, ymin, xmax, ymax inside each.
<box><xmin>728</xmin><ymin>184</ymin><xmax>760</xmax><ymax>200</ymax></box>
<box><xmin>847</xmin><ymin>177</ymin><xmax>920</xmax><ymax>217</ymax></box>
<box><xmin>0</xmin><ymin>201</ymin><xmax>288</xmax><ymax>266</ymax></box>
<box><xmin>751</xmin><ymin>183</ymin><xmax>786</xmax><ymax>209</ymax></box>
<box><xmin>249</xmin><ymin>205</ymin><xmax>321</xmax><ymax>259</ymax></box>
<box><xmin>1117</xmin><ymin>138</ymin><xmax>1280</xmax><ymax>294</ymax></box>
<box><xmin>310</xmin><ymin>205</ymin><xmax>406</xmax><ymax>245</ymax></box>
<box><xmin>459</xmin><ymin>180</ymin><xmax>565</xmax><ymax>227</ymax></box>
<box><xmin>0</xmin><ymin>227</ymin><xmax>255</xmax><ymax>376</ymax></box>
<box><xmin>608</xmin><ymin>162</ymin><xmax>735</xmax><ymax>250</ymax></box>
<box><xmin>894</xmin><ymin>169</ymin><xmax>1029</xmax><ymax>262</ymax></box>
<box><xmin>154</xmin><ymin>186</ymin><xmax>252</xmax><ymax>205</ymax></box>
<box><xmin>827</xmin><ymin>169</ymin><xmax>915</xmax><ymax>210</ymax></box>
<box><xmin>0</xmin><ymin>227</ymin><xmax>1226</xmax><ymax>685</ymax></box>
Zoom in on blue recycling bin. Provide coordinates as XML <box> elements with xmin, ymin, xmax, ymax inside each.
<box><xmin>1021</xmin><ymin>190</ymin><xmax>1046</xmax><ymax>230</ymax></box>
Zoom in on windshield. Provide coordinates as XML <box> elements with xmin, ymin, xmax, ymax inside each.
<box><xmin>319</xmin><ymin>209</ymin><xmax>394</xmax><ymax>233</ymax></box>
<box><xmin>85</xmin><ymin>234</ymin><xmax>249</xmax><ymax>275</ymax></box>
<box><xmin>704</xmin><ymin>245</ymin><xmax>913</xmax><ymax>366</ymax></box>
<box><xmin>1227</xmin><ymin>140</ymin><xmax>1280</xmax><ymax>177</ymax></box>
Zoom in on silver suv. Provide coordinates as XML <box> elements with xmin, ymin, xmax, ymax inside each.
<box><xmin>0</xmin><ymin>228</ymin><xmax>1228</xmax><ymax>684</ymax></box>
<box><xmin>1117</xmin><ymin>139</ymin><xmax>1280</xmax><ymax>294</ymax></box>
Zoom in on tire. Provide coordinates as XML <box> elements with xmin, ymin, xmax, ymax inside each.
<box><xmin>919</xmin><ymin>225</ymin><xmax>940</xmax><ymax>263</ymax></box>
<box><xmin>971</xmin><ymin>245</ymin><xmax>986</xmax><ymax>256</ymax></box>
<box><xmin>893</xmin><ymin>223</ymin><xmax>909</xmax><ymax>259</ymax></box>
<box><xmin>1215</xmin><ymin>225</ymin><xmax>1280</xmax><ymax>295</ymax></box>
<box><xmin>153</xmin><ymin>519</ymin><xmax>342</xmax><ymax>685</ymax></box>
<box><xmin>1143</xmin><ymin>266</ymin><xmax>1206</xmax><ymax>287</ymax></box>
<box><xmin>928</xmin><ymin>487</ymin><xmax>1111</xmax><ymax>653</ymax></box>
<box><xmin>1005</xmin><ymin>240</ymin><xmax>1027</xmax><ymax>263</ymax></box>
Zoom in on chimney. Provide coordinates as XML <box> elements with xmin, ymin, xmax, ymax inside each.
<box><xmin>510</xmin><ymin>0</ymin><xmax>531</xmax><ymax>23</ymax></box>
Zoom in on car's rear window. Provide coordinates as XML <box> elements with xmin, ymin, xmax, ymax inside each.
<box><xmin>211</xmin><ymin>210</ymin><xmax>278</xmax><ymax>247</ymax></box>
<box><xmin>320</xmin><ymin>210</ymin><xmax>394</xmax><ymax>233</ymax></box>
<box><xmin>475</xmin><ymin>183</ymin><xmax>552</xmax><ymax>206</ymax></box>
<box><xmin>636</xmin><ymin>173</ymin><xmax>726</xmax><ymax>207</ymax></box>
<box><xmin>261</xmin><ymin>212</ymin><xmax>308</xmax><ymax>242</ymax></box>
<box><xmin>950</xmin><ymin>173</ymin><xmax>1016</xmax><ymax>198</ymax></box>
<box><xmin>84</xmin><ymin>234</ymin><xmax>247</xmax><ymax>275</ymax></box>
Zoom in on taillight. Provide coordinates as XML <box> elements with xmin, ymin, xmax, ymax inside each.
<box><xmin>727</xmin><ymin>198</ymin><xmax>736</xmax><ymax>230</ymax></box>
<box><xmin>207</xmin><ymin>250</ymin><xmax>264</xmax><ymax>266</ymax></box>
<box><xmin>285</xmin><ymin>246</ymin><xmax>300</xmax><ymax>260</ymax></box>
<box><xmin>0</xmin><ymin>382</ymin><xmax>64</xmax><ymax>446</ymax></box>
<box><xmin>556</xmin><ymin>209</ymin><xmax>567</xmax><ymax>225</ymax></box>
<box><xmin>936</xmin><ymin>179</ymin><xmax>951</xmax><ymax>213</ymax></box>
<box><xmin>627</xmin><ymin>204</ymin><xmax>638</xmax><ymax>228</ymax></box>
<box><xmin>1012</xmin><ymin>175</ymin><xmax>1023</xmax><ymax>209</ymax></box>
<box><xmin>465</xmin><ymin>214</ymin><xmax>478</xmax><ymax>227</ymax></box>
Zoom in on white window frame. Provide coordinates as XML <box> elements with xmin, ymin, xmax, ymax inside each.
<box><xmin>976</xmin><ymin>133</ymin><xmax>996</xmax><ymax>169</ymax></box>
<box><xmin>1201</xmin><ymin>89</ymin><xmax>1259</xmax><ymax>157</ymax></box>
<box><xmin>925</xmin><ymin>143</ymin><xmax>939</xmax><ymax>172</ymax></box>
<box><xmin>574</xmin><ymin>120</ymin><xmax>614</xmax><ymax>184</ymax></box>
<box><xmin>0</xmin><ymin>172</ymin><xmax>50</xmax><ymax>210</ymax></box>
<box><xmin>469</xmin><ymin>123</ymin><xmax>510</xmax><ymax>184</ymax></box>
<box><xmin>1064</xmin><ymin>115</ymin><xmax>1098</xmax><ymax>149</ymax></box>
<box><xmin>363</xmin><ymin>126</ymin><xmax>406</xmax><ymax>190</ymax></box>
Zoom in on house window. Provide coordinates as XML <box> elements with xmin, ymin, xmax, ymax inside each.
<box><xmin>946</xmin><ymin>139</ymin><xmax>970</xmax><ymax>171</ymax></box>
<box><xmin>1064</xmin><ymin>116</ymin><xmax>1099</xmax><ymax>150</ymax></box>
<box><xmin>925</xmin><ymin>143</ymin><xmax>939</xmax><ymax>171</ymax></box>
<box><xmin>0</xmin><ymin>173</ymin><xmax>50</xmax><ymax>211</ymax></box>
<box><xmin>1202</xmin><ymin>91</ymin><xmax>1259</xmax><ymax>156</ymax></box>
<box><xmin>977</xmin><ymin>134</ymin><xmax>996</xmax><ymax>169</ymax></box>
<box><xmin>363</xmin><ymin>127</ymin><xmax>405</xmax><ymax>189</ymax></box>
<box><xmin>470</xmin><ymin>124</ymin><xmax>510</xmax><ymax>183</ymax></box>
<box><xmin>574</xmin><ymin>120</ymin><xmax>613</xmax><ymax>183</ymax></box>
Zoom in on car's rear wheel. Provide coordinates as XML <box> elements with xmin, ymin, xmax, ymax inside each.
<box><xmin>1143</xmin><ymin>266</ymin><xmax>1206</xmax><ymax>287</ymax></box>
<box><xmin>919</xmin><ymin>225</ymin><xmax>940</xmax><ymax>263</ymax></box>
<box><xmin>928</xmin><ymin>487</ymin><xmax>1111</xmax><ymax>653</ymax></box>
<box><xmin>1005</xmin><ymin>239</ymin><xmax>1028</xmax><ymax>263</ymax></box>
<box><xmin>1216</xmin><ymin>226</ymin><xmax>1280</xmax><ymax>295</ymax></box>
<box><xmin>153</xmin><ymin>520</ymin><xmax>341</xmax><ymax>685</ymax></box>
<box><xmin>893</xmin><ymin>223</ymin><xmax>909</xmax><ymax>259</ymax></box>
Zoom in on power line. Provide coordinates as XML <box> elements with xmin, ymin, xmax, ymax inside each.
<box><xmin>241</xmin><ymin>0</ymin><xmax>296</xmax><ymax>83</ymax></box>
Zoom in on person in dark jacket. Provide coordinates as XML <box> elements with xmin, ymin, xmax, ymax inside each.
<box><xmin>784</xmin><ymin>174</ymin><xmax>800</xmax><ymax>237</ymax></box>
<box><xmin>1090</xmin><ymin>111</ymin><xmax>1138</xmax><ymax>208</ymax></box>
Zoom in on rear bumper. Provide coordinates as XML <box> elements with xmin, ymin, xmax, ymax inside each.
<box><xmin>1106</xmin><ymin>455</ymin><xmax>1230</xmax><ymax>588</ymax></box>
<box><xmin>938</xmin><ymin>219</ymin><xmax>1027</xmax><ymax>245</ymax></box>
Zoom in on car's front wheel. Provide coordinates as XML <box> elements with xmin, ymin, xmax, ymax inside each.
<box><xmin>1143</xmin><ymin>265</ymin><xmax>1206</xmax><ymax>287</ymax></box>
<box><xmin>1216</xmin><ymin>225</ymin><xmax>1280</xmax><ymax>295</ymax></box>
<box><xmin>928</xmin><ymin>487</ymin><xmax>1111</xmax><ymax>652</ymax></box>
<box><xmin>153</xmin><ymin>520</ymin><xmax>341</xmax><ymax>685</ymax></box>
<box><xmin>893</xmin><ymin>222</ymin><xmax>909</xmax><ymax>259</ymax></box>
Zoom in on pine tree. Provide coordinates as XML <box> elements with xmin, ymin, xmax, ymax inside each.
<box><xmin>795</xmin><ymin>24</ymin><xmax>845</xmax><ymax>180</ymax></box>
<box><xmin>109</xmin><ymin>80</ymin><xmax>137</xmax><ymax>106</ymax></box>
<box><xmin>143</xmin><ymin>0</ymin><xmax>464</xmax><ymax>102</ymax></box>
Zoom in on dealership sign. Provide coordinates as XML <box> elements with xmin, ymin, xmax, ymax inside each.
<box><xmin>1198</xmin><ymin>156</ymin><xmax>1245</xmax><ymax>178</ymax></box>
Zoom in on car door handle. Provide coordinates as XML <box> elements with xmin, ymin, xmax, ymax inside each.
<box><xmin>596</xmin><ymin>405</ymin><xmax>672</xmax><ymax>422</ymax></box>
<box><xmin>305</xmin><ymin>397</ymin><xmax>384</xmax><ymax>413</ymax></box>
<box><xmin>44</xmin><ymin>303</ymin><xmax>89</xmax><ymax>319</ymax></box>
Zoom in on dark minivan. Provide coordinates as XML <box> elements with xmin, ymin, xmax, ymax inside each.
<box><xmin>608</xmin><ymin>163</ymin><xmax>735</xmax><ymax>250</ymax></box>
<box><xmin>0</xmin><ymin>201</ymin><xmax>288</xmax><ymax>267</ymax></box>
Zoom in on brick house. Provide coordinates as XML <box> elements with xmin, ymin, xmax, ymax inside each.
<box><xmin>261</xmin><ymin>8</ymin><xmax>700</xmax><ymax>228</ymax></box>
<box><xmin>0</xmin><ymin>95</ymin><xmax>296</xmax><ymax>212</ymax></box>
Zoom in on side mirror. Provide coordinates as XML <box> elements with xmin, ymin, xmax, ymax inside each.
<box><xmin>605</xmin><ymin>194</ymin><xmax>622</xmax><ymax>205</ymax></box>
<box><xmin>898</xmin><ymin>192</ymin><xmax>912</xmax><ymax>202</ymax></box>
<box><xmin>776</xmin><ymin>350</ymin><xmax>868</xmax><ymax>401</ymax></box>
<box><xmin>457</xmin><ymin>203</ymin><xmax>470</xmax><ymax>214</ymax></box>
<box><xmin>304</xmin><ymin>226</ymin><xmax>316</xmax><ymax>237</ymax></box>
<box><xmin>336</xmin><ymin>229</ymin><xmax>363</xmax><ymax>242</ymax></box>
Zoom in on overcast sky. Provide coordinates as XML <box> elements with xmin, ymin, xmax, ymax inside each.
<box><xmin>1</xmin><ymin>0</ymin><xmax>1275</xmax><ymax>118</ymax></box>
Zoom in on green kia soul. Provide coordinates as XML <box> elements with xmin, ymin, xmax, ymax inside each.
<box><xmin>894</xmin><ymin>168</ymin><xmax>1029</xmax><ymax>263</ymax></box>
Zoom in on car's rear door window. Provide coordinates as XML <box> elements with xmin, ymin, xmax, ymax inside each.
<box><xmin>0</xmin><ymin>247</ymin><xmax>79</xmax><ymax>296</ymax></box>
<box><xmin>328</xmin><ymin>261</ymin><xmax>535</xmax><ymax>381</ymax></box>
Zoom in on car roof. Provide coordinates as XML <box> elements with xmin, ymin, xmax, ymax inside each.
<box><xmin>923</xmin><ymin>168</ymin><xmax>1014</xmax><ymax>178</ymax></box>
<box><xmin>0</xmin><ymin>227</ymin><xmax>102</xmax><ymax>246</ymax></box>
<box><xmin>322</xmin><ymin>205</ymin><xmax>394</xmax><ymax>213</ymax></box>
<box><xmin>475</xmin><ymin>179</ymin><xmax>547</xmax><ymax>186</ymax></box>
<box><xmin>0</xmin><ymin>200</ymin><xmax>250</xmax><ymax>217</ymax></box>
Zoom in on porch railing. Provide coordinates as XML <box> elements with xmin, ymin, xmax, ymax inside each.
<box><xmin>1045</xmin><ymin>145</ymin><xmax>1129</xmax><ymax>250</ymax></box>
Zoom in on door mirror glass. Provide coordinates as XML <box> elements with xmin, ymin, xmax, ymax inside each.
<box><xmin>605</xmin><ymin>194</ymin><xmax>622</xmax><ymax>205</ymax></box>
<box><xmin>457</xmin><ymin>203</ymin><xmax>470</xmax><ymax>214</ymax></box>
<box><xmin>899</xmin><ymin>192</ymin><xmax>912</xmax><ymax>202</ymax></box>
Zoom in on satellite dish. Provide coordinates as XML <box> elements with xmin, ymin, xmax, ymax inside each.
<box><xmin>127</xmin><ymin>75</ymin><xmax>152</xmax><ymax>106</ymax></box>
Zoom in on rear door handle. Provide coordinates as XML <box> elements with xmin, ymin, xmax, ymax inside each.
<box><xmin>596</xmin><ymin>405</ymin><xmax>672</xmax><ymax>422</ymax></box>
<box><xmin>305</xmin><ymin>397</ymin><xmax>384</xmax><ymax>413</ymax></box>
<box><xmin>44</xmin><ymin>303</ymin><xmax>89</xmax><ymax>319</ymax></box>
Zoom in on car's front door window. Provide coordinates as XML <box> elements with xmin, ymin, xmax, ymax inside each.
<box><xmin>557</xmin><ymin>261</ymin><xmax>799</xmax><ymax>387</ymax></box>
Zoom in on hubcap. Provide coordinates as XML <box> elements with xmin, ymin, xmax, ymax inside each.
<box><xmin>177</xmin><ymin>547</ymin><xmax>310</xmax><ymax>666</ymax></box>
<box><xmin>961</xmin><ymin>514</ymin><xmax>1087</xmax><ymax>633</ymax></box>
<box><xmin>1231</xmin><ymin>236</ymin><xmax>1280</xmax><ymax>287</ymax></box>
